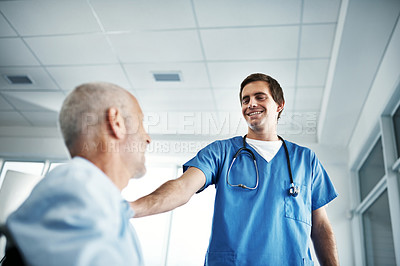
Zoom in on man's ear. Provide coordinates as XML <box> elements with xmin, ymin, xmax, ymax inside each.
<box><xmin>277</xmin><ymin>100</ymin><xmax>285</xmax><ymax>113</ymax></box>
<box><xmin>107</xmin><ymin>107</ymin><xmax>126</xmax><ymax>139</ymax></box>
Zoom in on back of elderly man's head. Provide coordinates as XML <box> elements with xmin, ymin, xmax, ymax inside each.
<box><xmin>59</xmin><ymin>82</ymin><xmax>133</xmax><ymax>155</ymax></box>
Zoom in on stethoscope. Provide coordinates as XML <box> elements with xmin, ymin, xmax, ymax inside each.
<box><xmin>226</xmin><ymin>135</ymin><xmax>300</xmax><ymax>197</ymax></box>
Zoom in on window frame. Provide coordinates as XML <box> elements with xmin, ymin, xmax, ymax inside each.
<box><xmin>351</xmin><ymin>108</ymin><xmax>400</xmax><ymax>265</ymax></box>
<box><xmin>391</xmin><ymin>100</ymin><xmax>400</xmax><ymax>172</ymax></box>
<box><xmin>356</xmin><ymin>135</ymin><xmax>386</xmax><ymax>204</ymax></box>
<box><xmin>391</xmin><ymin>100</ymin><xmax>400</xmax><ymax>161</ymax></box>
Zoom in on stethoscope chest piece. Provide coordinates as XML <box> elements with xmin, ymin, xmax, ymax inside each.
<box><xmin>288</xmin><ymin>183</ymin><xmax>300</xmax><ymax>197</ymax></box>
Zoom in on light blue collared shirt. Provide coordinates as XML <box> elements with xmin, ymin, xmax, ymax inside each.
<box><xmin>7</xmin><ymin>157</ymin><xmax>143</xmax><ymax>266</ymax></box>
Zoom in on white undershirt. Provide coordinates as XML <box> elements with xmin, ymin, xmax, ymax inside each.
<box><xmin>246</xmin><ymin>138</ymin><xmax>282</xmax><ymax>162</ymax></box>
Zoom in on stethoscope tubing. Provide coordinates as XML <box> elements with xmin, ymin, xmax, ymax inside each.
<box><xmin>226</xmin><ymin>135</ymin><xmax>299</xmax><ymax>196</ymax></box>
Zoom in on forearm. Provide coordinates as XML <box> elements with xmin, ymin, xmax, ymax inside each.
<box><xmin>311</xmin><ymin>223</ymin><xmax>339</xmax><ymax>265</ymax></box>
<box><xmin>130</xmin><ymin>179</ymin><xmax>190</xmax><ymax>218</ymax></box>
<box><xmin>311</xmin><ymin>208</ymin><xmax>339</xmax><ymax>266</ymax></box>
<box><xmin>130</xmin><ymin>167</ymin><xmax>206</xmax><ymax>218</ymax></box>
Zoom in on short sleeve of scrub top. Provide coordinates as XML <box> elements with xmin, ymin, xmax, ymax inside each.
<box><xmin>183</xmin><ymin>140</ymin><xmax>223</xmax><ymax>192</ymax></box>
<box><xmin>310</xmin><ymin>151</ymin><xmax>338</xmax><ymax>210</ymax></box>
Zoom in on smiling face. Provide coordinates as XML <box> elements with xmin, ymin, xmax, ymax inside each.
<box><xmin>241</xmin><ymin>81</ymin><xmax>284</xmax><ymax>134</ymax></box>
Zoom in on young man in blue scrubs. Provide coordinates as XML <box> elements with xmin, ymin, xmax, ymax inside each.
<box><xmin>132</xmin><ymin>73</ymin><xmax>339</xmax><ymax>265</ymax></box>
<box><xmin>6</xmin><ymin>83</ymin><xmax>151</xmax><ymax>266</ymax></box>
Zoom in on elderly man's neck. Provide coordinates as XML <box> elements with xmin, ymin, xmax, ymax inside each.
<box><xmin>70</xmin><ymin>145</ymin><xmax>129</xmax><ymax>191</ymax></box>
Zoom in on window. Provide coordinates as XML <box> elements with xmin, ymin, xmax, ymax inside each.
<box><xmin>358</xmin><ymin>138</ymin><xmax>385</xmax><ymax>201</ymax></box>
<box><xmin>166</xmin><ymin>184</ymin><xmax>214</xmax><ymax>265</ymax></box>
<box><xmin>393</xmin><ymin>104</ymin><xmax>400</xmax><ymax>159</ymax></box>
<box><xmin>355</xmin><ymin>137</ymin><xmax>396</xmax><ymax>264</ymax></box>
<box><xmin>122</xmin><ymin>166</ymin><xmax>176</xmax><ymax>265</ymax></box>
<box><xmin>0</xmin><ymin>161</ymin><xmax>45</xmax><ymax>189</ymax></box>
<box><xmin>49</xmin><ymin>162</ymin><xmax>66</xmax><ymax>172</ymax></box>
<box><xmin>122</xmin><ymin>165</ymin><xmax>215</xmax><ymax>266</ymax></box>
<box><xmin>362</xmin><ymin>190</ymin><xmax>396</xmax><ymax>265</ymax></box>
<box><xmin>352</xmin><ymin>100</ymin><xmax>400</xmax><ymax>265</ymax></box>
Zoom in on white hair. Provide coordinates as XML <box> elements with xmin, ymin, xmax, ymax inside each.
<box><xmin>59</xmin><ymin>82</ymin><xmax>133</xmax><ymax>152</ymax></box>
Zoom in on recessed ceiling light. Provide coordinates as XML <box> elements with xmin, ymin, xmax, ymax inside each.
<box><xmin>4</xmin><ymin>75</ymin><xmax>33</xmax><ymax>85</ymax></box>
<box><xmin>153</xmin><ymin>72</ymin><xmax>181</xmax><ymax>82</ymax></box>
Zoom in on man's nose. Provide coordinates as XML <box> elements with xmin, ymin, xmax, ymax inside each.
<box><xmin>145</xmin><ymin>133</ymin><xmax>151</xmax><ymax>144</ymax></box>
<box><xmin>248</xmin><ymin>98</ymin><xmax>257</xmax><ymax>108</ymax></box>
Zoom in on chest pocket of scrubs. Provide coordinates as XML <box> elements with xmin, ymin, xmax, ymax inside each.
<box><xmin>284</xmin><ymin>183</ymin><xmax>311</xmax><ymax>226</ymax></box>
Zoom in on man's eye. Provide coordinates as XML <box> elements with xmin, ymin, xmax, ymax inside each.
<box><xmin>242</xmin><ymin>99</ymin><xmax>249</xmax><ymax>104</ymax></box>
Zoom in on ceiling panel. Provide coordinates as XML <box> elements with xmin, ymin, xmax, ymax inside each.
<box><xmin>0</xmin><ymin>94</ymin><xmax>14</xmax><ymax>111</ymax></box>
<box><xmin>109</xmin><ymin>31</ymin><xmax>203</xmax><ymax>63</ymax></box>
<box><xmin>124</xmin><ymin>62</ymin><xmax>208</xmax><ymax>90</ymax></box>
<box><xmin>201</xmin><ymin>26</ymin><xmax>299</xmax><ymax>61</ymax></box>
<box><xmin>47</xmin><ymin>65</ymin><xmax>130</xmax><ymax>91</ymax></box>
<box><xmin>24</xmin><ymin>35</ymin><xmax>118</xmax><ymax>65</ymax></box>
<box><xmin>2</xmin><ymin>94</ymin><xmax>49</xmax><ymax>112</ymax></box>
<box><xmin>0</xmin><ymin>1</ymin><xmax>100</xmax><ymax>36</ymax></box>
<box><xmin>194</xmin><ymin>0</ymin><xmax>301</xmax><ymax>27</ymax></box>
<box><xmin>0</xmin><ymin>38</ymin><xmax>40</xmax><ymax>66</ymax></box>
<box><xmin>21</xmin><ymin>111</ymin><xmax>58</xmax><ymax>127</ymax></box>
<box><xmin>2</xmin><ymin>91</ymin><xmax>65</xmax><ymax>112</ymax></box>
<box><xmin>300</xmin><ymin>24</ymin><xmax>336</xmax><ymax>58</ymax></box>
<box><xmin>91</xmin><ymin>0</ymin><xmax>196</xmax><ymax>31</ymax></box>
<box><xmin>0</xmin><ymin>111</ymin><xmax>30</xmax><ymax>127</ymax></box>
<box><xmin>208</xmin><ymin>61</ymin><xmax>297</xmax><ymax>89</ymax></box>
<box><xmin>0</xmin><ymin>67</ymin><xmax>59</xmax><ymax>90</ymax></box>
<box><xmin>294</xmin><ymin>87</ymin><xmax>324</xmax><ymax>111</ymax></box>
<box><xmin>136</xmin><ymin>88</ymin><xmax>214</xmax><ymax>112</ymax></box>
<box><xmin>297</xmin><ymin>59</ymin><xmax>329</xmax><ymax>87</ymax></box>
<box><xmin>0</xmin><ymin>14</ymin><xmax>17</xmax><ymax>37</ymax></box>
<box><xmin>303</xmin><ymin>0</ymin><xmax>341</xmax><ymax>24</ymax></box>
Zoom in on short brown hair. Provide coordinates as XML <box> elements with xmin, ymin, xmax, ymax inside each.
<box><xmin>240</xmin><ymin>73</ymin><xmax>285</xmax><ymax>119</ymax></box>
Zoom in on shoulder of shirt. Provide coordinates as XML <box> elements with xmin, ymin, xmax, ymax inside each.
<box><xmin>211</xmin><ymin>136</ymin><xmax>242</xmax><ymax>144</ymax></box>
<box><xmin>283</xmin><ymin>139</ymin><xmax>315</xmax><ymax>156</ymax></box>
<box><xmin>7</xmin><ymin>158</ymin><xmax>124</xmax><ymax>229</ymax></box>
<box><xmin>206</xmin><ymin>136</ymin><xmax>242</xmax><ymax>148</ymax></box>
<box><xmin>34</xmin><ymin>157</ymin><xmax>120</xmax><ymax>204</ymax></box>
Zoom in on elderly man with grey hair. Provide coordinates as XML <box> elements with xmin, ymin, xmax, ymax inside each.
<box><xmin>6</xmin><ymin>82</ymin><xmax>151</xmax><ymax>266</ymax></box>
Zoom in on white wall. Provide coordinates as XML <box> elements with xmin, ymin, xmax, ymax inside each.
<box><xmin>348</xmin><ymin>11</ymin><xmax>400</xmax><ymax>167</ymax></box>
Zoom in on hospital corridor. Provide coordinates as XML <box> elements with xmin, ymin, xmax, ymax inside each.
<box><xmin>0</xmin><ymin>0</ymin><xmax>400</xmax><ymax>265</ymax></box>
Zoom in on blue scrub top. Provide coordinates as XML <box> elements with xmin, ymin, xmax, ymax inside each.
<box><xmin>183</xmin><ymin>136</ymin><xmax>337</xmax><ymax>266</ymax></box>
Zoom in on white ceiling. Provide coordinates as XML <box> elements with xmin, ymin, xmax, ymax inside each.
<box><xmin>0</xmin><ymin>0</ymin><xmax>399</xmax><ymax>148</ymax></box>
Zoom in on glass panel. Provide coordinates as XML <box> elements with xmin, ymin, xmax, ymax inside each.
<box><xmin>358</xmin><ymin>138</ymin><xmax>385</xmax><ymax>201</ymax></box>
<box><xmin>362</xmin><ymin>190</ymin><xmax>396</xmax><ymax>266</ymax></box>
<box><xmin>49</xmin><ymin>162</ymin><xmax>66</xmax><ymax>172</ymax></box>
<box><xmin>393</xmin><ymin>103</ymin><xmax>400</xmax><ymax>159</ymax></box>
<box><xmin>166</xmin><ymin>181</ymin><xmax>215</xmax><ymax>266</ymax></box>
<box><xmin>0</xmin><ymin>161</ymin><xmax>44</xmax><ymax>189</ymax></box>
<box><xmin>122</xmin><ymin>165</ymin><xmax>177</xmax><ymax>266</ymax></box>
